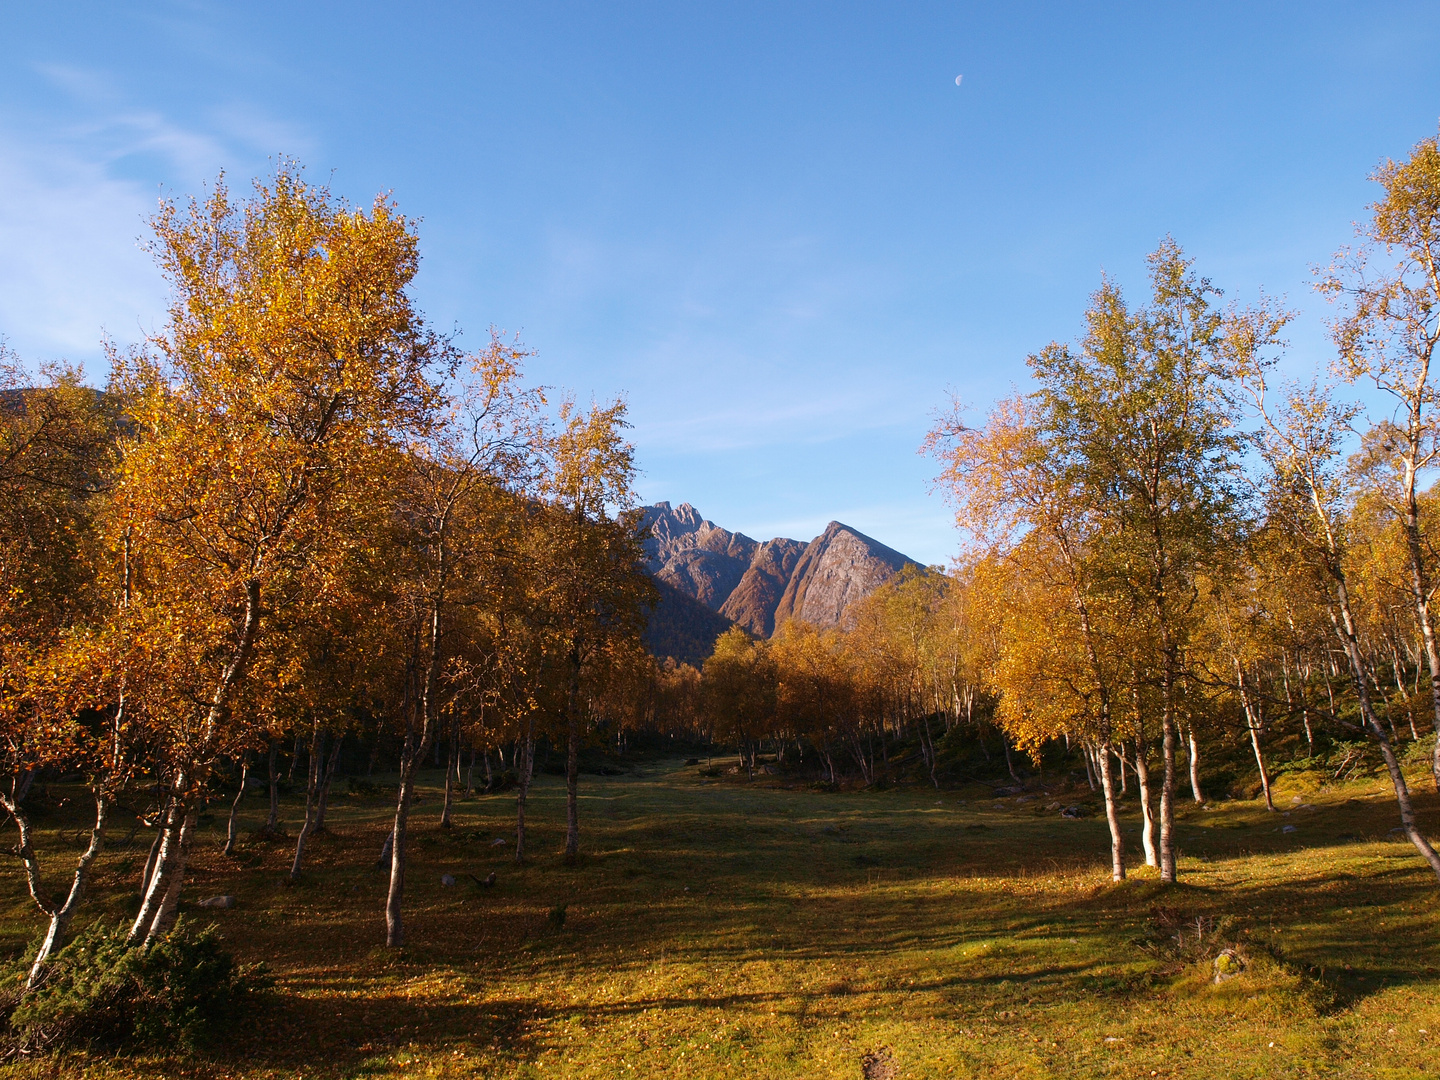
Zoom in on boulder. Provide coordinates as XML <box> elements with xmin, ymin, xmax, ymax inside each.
<box><xmin>1213</xmin><ymin>949</ymin><xmax>1245</xmax><ymax>983</ymax></box>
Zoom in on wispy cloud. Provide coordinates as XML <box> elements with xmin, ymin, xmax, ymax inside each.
<box><xmin>530</xmin><ymin>225</ymin><xmax>917</xmax><ymax>455</ymax></box>
<box><xmin>0</xmin><ymin>62</ymin><xmax>312</xmax><ymax>367</ymax></box>
<box><xmin>631</xmin><ymin>386</ymin><xmax>914</xmax><ymax>453</ymax></box>
<box><xmin>0</xmin><ymin>129</ymin><xmax>163</xmax><ymax>362</ymax></box>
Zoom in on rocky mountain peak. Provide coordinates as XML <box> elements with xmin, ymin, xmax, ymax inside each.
<box><xmin>771</xmin><ymin>521</ymin><xmax>913</xmax><ymax>631</ymax></box>
<box><xmin>637</xmin><ymin>503</ymin><xmax>759</xmax><ymax>610</ymax></box>
<box><xmin>640</xmin><ymin>503</ymin><xmax>918</xmax><ymax>645</ymax></box>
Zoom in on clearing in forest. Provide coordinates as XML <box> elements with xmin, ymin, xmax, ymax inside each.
<box><xmin>0</xmin><ymin>758</ymin><xmax>1435</xmax><ymax>1079</ymax></box>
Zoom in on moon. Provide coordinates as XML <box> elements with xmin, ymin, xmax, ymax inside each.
<box><xmin>955</xmin><ymin>75</ymin><xmax>963</xmax><ymax>86</ymax></box>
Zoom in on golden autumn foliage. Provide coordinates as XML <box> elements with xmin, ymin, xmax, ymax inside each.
<box><xmin>7</xmin><ymin>126</ymin><xmax>1440</xmax><ymax>1045</ymax></box>
<box><xmin>0</xmin><ymin>162</ymin><xmax>661</xmax><ymax>971</ymax></box>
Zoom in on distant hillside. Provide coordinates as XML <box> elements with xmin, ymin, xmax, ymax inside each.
<box><xmin>641</xmin><ymin>577</ymin><xmax>738</xmax><ymax>667</ymax></box>
<box><xmin>720</xmin><ymin>537</ymin><xmax>806</xmax><ymax>636</ymax></box>
<box><xmin>638</xmin><ymin>502</ymin><xmax>919</xmax><ymax>640</ymax></box>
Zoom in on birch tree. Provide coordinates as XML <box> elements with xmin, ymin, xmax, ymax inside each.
<box><xmin>382</xmin><ymin>339</ymin><xmax>542</xmax><ymax>946</ymax></box>
<box><xmin>0</xmin><ymin>363</ymin><xmax>129</xmax><ymax>984</ymax></box>
<box><xmin>704</xmin><ymin>627</ymin><xmax>778</xmax><ymax>777</ymax></box>
<box><xmin>113</xmin><ymin>165</ymin><xmax>445</xmax><ymax>946</ymax></box>
<box><xmin>534</xmin><ymin>398</ymin><xmax>650</xmax><ymax>865</ymax></box>
<box><xmin>1029</xmin><ymin>243</ymin><xmax>1248</xmax><ymax>884</ymax></box>
<box><xmin>928</xmin><ymin>396</ymin><xmax>1129</xmax><ymax>879</ymax></box>
<box><xmin>1236</xmin><ymin>364</ymin><xmax>1440</xmax><ymax>882</ymax></box>
<box><xmin>1322</xmin><ymin>127</ymin><xmax>1440</xmax><ymax>790</ymax></box>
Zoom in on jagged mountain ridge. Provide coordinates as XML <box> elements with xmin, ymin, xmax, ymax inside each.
<box><xmin>638</xmin><ymin>502</ymin><xmax>919</xmax><ymax>640</ymax></box>
<box><xmin>720</xmin><ymin>537</ymin><xmax>806</xmax><ymax>637</ymax></box>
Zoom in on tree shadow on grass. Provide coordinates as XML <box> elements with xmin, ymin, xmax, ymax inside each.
<box><xmin>200</xmin><ymin>987</ymin><xmax>544</xmax><ymax>1076</ymax></box>
<box><xmin>221</xmin><ymin>958</ymin><xmax>1109</xmax><ymax>1075</ymax></box>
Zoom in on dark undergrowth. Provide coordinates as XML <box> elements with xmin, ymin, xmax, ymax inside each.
<box><xmin>0</xmin><ymin>921</ymin><xmax>271</xmax><ymax>1060</ymax></box>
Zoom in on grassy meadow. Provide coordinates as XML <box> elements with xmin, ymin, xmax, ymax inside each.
<box><xmin>0</xmin><ymin>757</ymin><xmax>1436</xmax><ymax>1079</ymax></box>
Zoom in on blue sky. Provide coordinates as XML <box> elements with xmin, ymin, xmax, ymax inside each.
<box><xmin>2</xmin><ymin>2</ymin><xmax>1438</xmax><ymax>564</ymax></box>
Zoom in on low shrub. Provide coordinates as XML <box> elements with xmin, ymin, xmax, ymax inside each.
<box><xmin>347</xmin><ymin>776</ymin><xmax>396</xmax><ymax>798</ymax></box>
<box><xmin>4</xmin><ymin>920</ymin><xmax>272</xmax><ymax>1057</ymax></box>
<box><xmin>1325</xmin><ymin>742</ymin><xmax>1377</xmax><ymax>782</ymax></box>
<box><xmin>1402</xmin><ymin>733</ymin><xmax>1437</xmax><ymax>769</ymax></box>
<box><xmin>1131</xmin><ymin>907</ymin><xmax>1238</xmax><ymax>974</ymax></box>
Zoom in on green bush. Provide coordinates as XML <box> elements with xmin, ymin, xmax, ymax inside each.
<box><xmin>6</xmin><ymin>920</ymin><xmax>271</xmax><ymax>1056</ymax></box>
<box><xmin>1402</xmin><ymin>733</ymin><xmax>1437</xmax><ymax>769</ymax></box>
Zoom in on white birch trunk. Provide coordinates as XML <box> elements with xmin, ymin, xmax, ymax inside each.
<box><xmin>1098</xmin><ymin>744</ymin><xmax>1125</xmax><ymax>881</ymax></box>
<box><xmin>223</xmin><ymin>760</ymin><xmax>248</xmax><ymax>856</ymax></box>
<box><xmin>1187</xmin><ymin>729</ymin><xmax>1204</xmax><ymax>804</ymax></box>
<box><xmin>2</xmin><ymin>790</ymin><xmax>108</xmax><ymax>989</ymax></box>
<box><xmin>1133</xmin><ymin>738</ymin><xmax>1158</xmax><ymax>868</ymax></box>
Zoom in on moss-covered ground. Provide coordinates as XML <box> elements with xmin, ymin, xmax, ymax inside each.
<box><xmin>0</xmin><ymin>757</ymin><xmax>1436</xmax><ymax>1078</ymax></box>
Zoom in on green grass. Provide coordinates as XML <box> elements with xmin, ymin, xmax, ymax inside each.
<box><xmin>1</xmin><ymin>759</ymin><xmax>1438</xmax><ymax>1078</ymax></box>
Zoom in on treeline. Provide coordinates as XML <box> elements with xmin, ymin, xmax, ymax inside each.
<box><xmin>645</xmin><ymin>569</ymin><xmax>981</xmax><ymax>787</ymax></box>
<box><xmin>0</xmin><ymin>165</ymin><xmax>663</xmax><ymax>988</ymax></box>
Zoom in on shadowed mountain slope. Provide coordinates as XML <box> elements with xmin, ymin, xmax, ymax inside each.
<box><xmin>641</xmin><ymin>578</ymin><xmax>738</xmax><ymax>667</ymax></box>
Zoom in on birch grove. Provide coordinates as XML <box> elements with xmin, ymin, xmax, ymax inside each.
<box><xmin>5</xmin><ymin>129</ymin><xmax>1440</xmax><ymax>1001</ymax></box>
